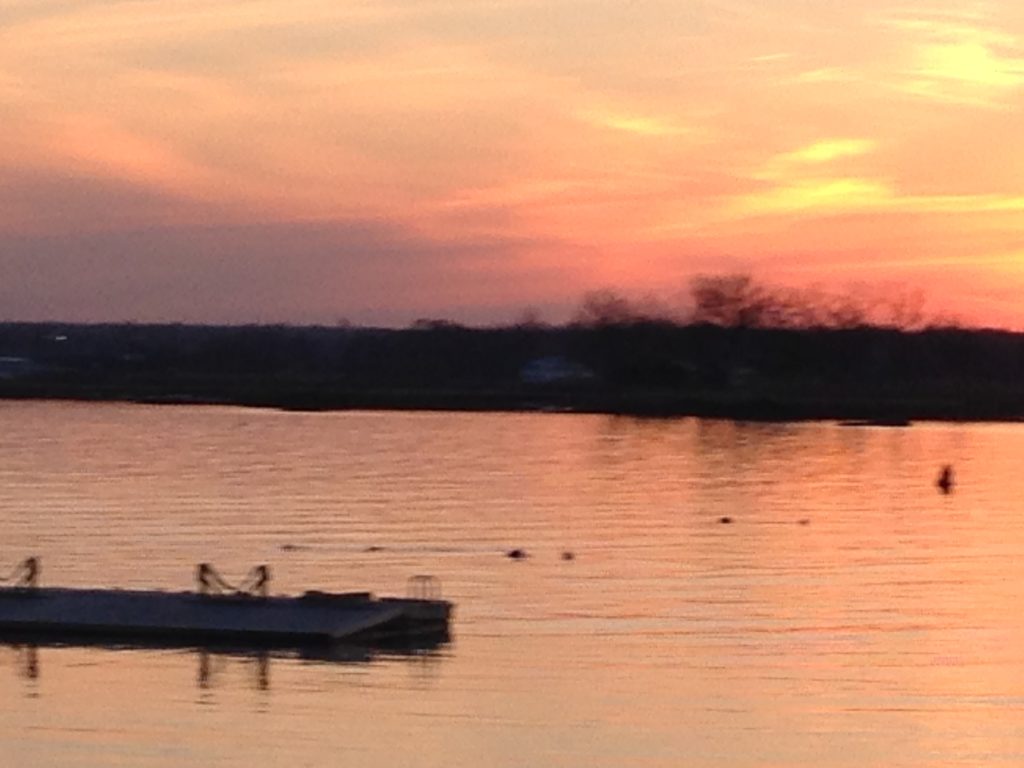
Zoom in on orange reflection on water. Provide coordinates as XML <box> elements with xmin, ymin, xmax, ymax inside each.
<box><xmin>0</xmin><ymin>405</ymin><xmax>1022</xmax><ymax>766</ymax></box>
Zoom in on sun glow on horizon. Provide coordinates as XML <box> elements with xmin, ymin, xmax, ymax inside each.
<box><xmin>2</xmin><ymin>0</ymin><xmax>1024</xmax><ymax>327</ymax></box>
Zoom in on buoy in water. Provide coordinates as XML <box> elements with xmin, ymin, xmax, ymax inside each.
<box><xmin>936</xmin><ymin>464</ymin><xmax>954</xmax><ymax>494</ymax></box>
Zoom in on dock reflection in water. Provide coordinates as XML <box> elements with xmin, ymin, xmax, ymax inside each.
<box><xmin>6</xmin><ymin>644</ymin><xmax>39</xmax><ymax>683</ymax></box>
<box><xmin>1</xmin><ymin>634</ymin><xmax>448</xmax><ymax>700</ymax></box>
<box><xmin>0</xmin><ymin>635</ymin><xmax>450</xmax><ymax>693</ymax></box>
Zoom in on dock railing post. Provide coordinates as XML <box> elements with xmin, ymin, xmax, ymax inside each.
<box><xmin>6</xmin><ymin>557</ymin><xmax>39</xmax><ymax>588</ymax></box>
<box><xmin>407</xmin><ymin>574</ymin><xmax>440</xmax><ymax>600</ymax></box>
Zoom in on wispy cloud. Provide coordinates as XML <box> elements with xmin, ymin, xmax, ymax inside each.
<box><xmin>775</xmin><ymin>139</ymin><xmax>878</xmax><ymax>166</ymax></box>
<box><xmin>793</xmin><ymin>67</ymin><xmax>861</xmax><ymax>84</ymax></box>
<box><xmin>714</xmin><ymin>123</ymin><xmax>1024</xmax><ymax>222</ymax></box>
<box><xmin>730</xmin><ymin>182</ymin><xmax>1024</xmax><ymax>221</ymax></box>
<box><xmin>727</xmin><ymin>139</ymin><xmax>887</xmax><ymax>216</ymax></box>
<box><xmin>731</xmin><ymin>178</ymin><xmax>895</xmax><ymax>217</ymax></box>
<box><xmin>578</xmin><ymin>108</ymin><xmax>693</xmax><ymax>137</ymax></box>
<box><xmin>880</xmin><ymin>8</ymin><xmax>1024</xmax><ymax>107</ymax></box>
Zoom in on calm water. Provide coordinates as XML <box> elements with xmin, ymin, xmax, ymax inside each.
<box><xmin>0</xmin><ymin>402</ymin><xmax>1021</xmax><ymax>767</ymax></box>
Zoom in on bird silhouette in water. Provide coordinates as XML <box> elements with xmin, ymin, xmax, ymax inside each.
<box><xmin>937</xmin><ymin>464</ymin><xmax>954</xmax><ymax>494</ymax></box>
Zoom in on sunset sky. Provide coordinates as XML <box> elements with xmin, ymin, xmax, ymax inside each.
<box><xmin>3</xmin><ymin>0</ymin><xmax>1024</xmax><ymax>327</ymax></box>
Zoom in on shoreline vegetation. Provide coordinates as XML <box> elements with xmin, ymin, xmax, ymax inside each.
<box><xmin>2</xmin><ymin>276</ymin><xmax>1023</xmax><ymax>422</ymax></box>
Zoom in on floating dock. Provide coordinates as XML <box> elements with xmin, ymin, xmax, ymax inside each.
<box><xmin>0</xmin><ymin>569</ymin><xmax>452</xmax><ymax>648</ymax></box>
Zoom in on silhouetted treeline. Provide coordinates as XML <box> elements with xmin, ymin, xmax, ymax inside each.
<box><xmin>0</xmin><ymin>277</ymin><xmax>1021</xmax><ymax>420</ymax></box>
<box><xmin>0</xmin><ymin>320</ymin><xmax>1022</xmax><ymax>419</ymax></box>
<box><xmin>578</xmin><ymin>274</ymin><xmax>935</xmax><ymax>330</ymax></box>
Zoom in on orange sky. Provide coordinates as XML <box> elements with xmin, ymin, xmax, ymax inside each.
<box><xmin>2</xmin><ymin>0</ymin><xmax>1024</xmax><ymax>326</ymax></box>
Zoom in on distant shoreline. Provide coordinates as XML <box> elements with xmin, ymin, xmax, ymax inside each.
<box><xmin>4</xmin><ymin>320</ymin><xmax>1024</xmax><ymax>424</ymax></box>
<box><xmin>2</xmin><ymin>382</ymin><xmax>1023</xmax><ymax>423</ymax></box>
